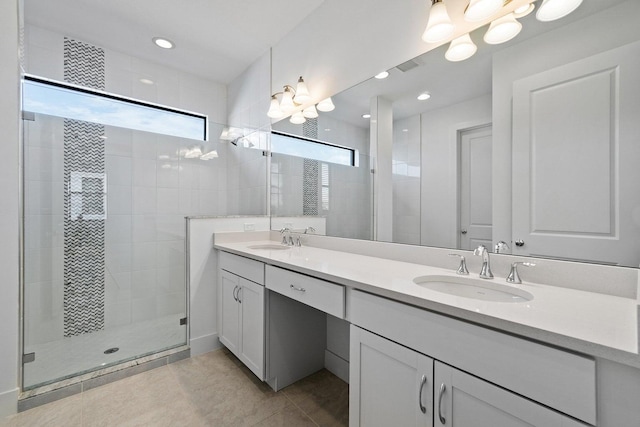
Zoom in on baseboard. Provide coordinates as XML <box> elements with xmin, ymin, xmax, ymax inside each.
<box><xmin>0</xmin><ymin>387</ymin><xmax>18</xmax><ymax>418</ymax></box>
<box><xmin>325</xmin><ymin>349</ymin><xmax>349</xmax><ymax>384</ymax></box>
<box><xmin>190</xmin><ymin>333</ymin><xmax>222</xmax><ymax>357</ymax></box>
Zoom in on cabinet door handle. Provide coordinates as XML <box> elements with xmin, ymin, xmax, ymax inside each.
<box><xmin>290</xmin><ymin>284</ymin><xmax>306</xmax><ymax>293</ymax></box>
<box><xmin>233</xmin><ymin>286</ymin><xmax>238</xmax><ymax>302</ymax></box>
<box><xmin>418</xmin><ymin>375</ymin><xmax>427</xmax><ymax>414</ymax></box>
<box><xmin>237</xmin><ymin>287</ymin><xmax>242</xmax><ymax>303</ymax></box>
<box><xmin>438</xmin><ymin>383</ymin><xmax>446</xmax><ymax>425</ymax></box>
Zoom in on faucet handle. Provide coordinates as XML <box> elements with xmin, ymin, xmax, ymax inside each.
<box><xmin>494</xmin><ymin>241</ymin><xmax>510</xmax><ymax>254</ymax></box>
<box><xmin>506</xmin><ymin>261</ymin><xmax>536</xmax><ymax>284</ymax></box>
<box><xmin>304</xmin><ymin>226</ymin><xmax>316</xmax><ymax>234</ymax></box>
<box><xmin>473</xmin><ymin>245</ymin><xmax>487</xmax><ymax>256</ymax></box>
<box><xmin>448</xmin><ymin>254</ymin><xmax>469</xmax><ymax>275</ymax></box>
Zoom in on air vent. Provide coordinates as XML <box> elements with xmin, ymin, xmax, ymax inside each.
<box><xmin>396</xmin><ymin>59</ymin><xmax>420</xmax><ymax>72</ymax></box>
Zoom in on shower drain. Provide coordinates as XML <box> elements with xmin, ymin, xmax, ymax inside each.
<box><xmin>104</xmin><ymin>347</ymin><xmax>119</xmax><ymax>354</ymax></box>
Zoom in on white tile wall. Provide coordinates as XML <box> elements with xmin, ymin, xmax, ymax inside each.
<box><xmin>393</xmin><ymin>116</ymin><xmax>421</xmax><ymax>245</ymax></box>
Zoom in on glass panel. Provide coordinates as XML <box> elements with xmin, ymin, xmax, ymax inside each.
<box><xmin>23</xmin><ymin>78</ymin><xmax>206</xmax><ymax>141</ymax></box>
<box><xmin>23</xmin><ymin>113</ymin><xmax>225</xmax><ymax>388</ymax></box>
<box><xmin>270</xmin><ymin>151</ymin><xmax>374</xmax><ymax>240</ymax></box>
<box><xmin>271</xmin><ymin>131</ymin><xmax>356</xmax><ymax>166</ymax></box>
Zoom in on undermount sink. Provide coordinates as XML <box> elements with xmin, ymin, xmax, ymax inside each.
<box><xmin>247</xmin><ymin>244</ymin><xmax>291</xmax><ymax>251</ymax></box>
<box><xmin>413</xmin><ymin>275</ymin><xmax>534</xmax><ymax>303</ymax></box>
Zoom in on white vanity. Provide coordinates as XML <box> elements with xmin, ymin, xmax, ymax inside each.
<box><xmin>213</xmin><ymin>231</ymin><xmax>640</xmax><ymax>427</ymax></box>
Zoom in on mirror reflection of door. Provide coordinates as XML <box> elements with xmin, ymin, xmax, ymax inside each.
<box><xmin>459</xmin><ymin>124</ymin><xmax>492</xmax><ymax>250</ymax></box>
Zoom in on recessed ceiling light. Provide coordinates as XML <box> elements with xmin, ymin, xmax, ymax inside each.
<box><xmin>417</xmin><ymin>92</ymin><xmax>431</xmax><ymax>101</ymax></box>
<box><xmin>374</xmin><ymin>71</ymin><xmax>389</xmax><ymax>79</ymax></box>
<box><xmin>153</xmin><ymin>37</ymin><xmax>175</xmax><ymax>49</ymax></box>
<box><xmin>402</xmin><ymin>129</ymin><xmax>409</xmax><ymax>132</ymax></box>
<box><xmin>324</xmin><ymin>128</ymin><xmax>331</xmax><ymax>132</ymax></box>
<box><xmin>139</xmin><ymin>78</ymin><xmax>154</xmax><ymax>85</ymax></box>
<box><xmin>362</xmin><ymin>114</ymin><xmax>371</xmax><ymax>119</ymax></box>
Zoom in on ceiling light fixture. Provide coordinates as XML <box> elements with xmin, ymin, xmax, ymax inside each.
<box><xmin>152</xmin><ymin>37</ymin><xmax>174</xmax><ymax>49</ymax></box>
<box><xmin>445</xmin><ymin>33</ymin><xmax>477</xmax><ymax>62</ymax></box>
<box><xmin>362</xmin><ymin>114</ymin><xmax>371</xmax><ymax>119</ymax></box>
<box><xmin>422</xmin><ymin>0</ymin><xmax>455</xmax><ymax>44</ymax></box>
<box><xmin>483</xmin><ymin>13</ymin><xmax>522</xmax><ymax>44</ymax></box>
<box><xmin>268</xmin><ymin>77</ymin><xmax>335</xmax><ymax>124</ymax></box>
<box><xmin>375</xmin><ymin>71</ymin><xmax>389</xmax><ymax>79</ymax></box>
<box><xmin>417</xmin><ymin>92</ymin><xmax>431</xmax><ymax>101</ymax></box>
<box><xmin>464</xmin><ymin>0</ymin><xmax>503</xmax><ymax>22</ymax></box>
<box><xmin>139</xmin><ymin>78</ymin><xmax>154</xmax><ymax>85</ymax></box>
<box><xmin>536</xmin><ymin>0</ymin><xmax>583</xmax><ymax>22</ymax></box>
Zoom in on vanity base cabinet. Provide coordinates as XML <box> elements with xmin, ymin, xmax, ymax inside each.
<box><xmin>350</xmin><ymin>326</ymin><xmax>433</xmax><ymax>427</ymax></box>
<box><xmin>219</xmin><ymin>270</ymin><xmax>265</xmax><ymax>380</ymax></box>
<box><xmin>434</xmin><ymin>361</ymin><xmax>587</xmax><ymax>427</ymax></box>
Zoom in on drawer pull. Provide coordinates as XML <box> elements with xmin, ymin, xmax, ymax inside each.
<box><xmin>290</xmin><ymin>284</ymin><xmax>306</xmax><ymax>293</ymax></box>
<box><xmin>438</xmin><ymin>383</ymin><xmax>446</xmax><ymax>424</ymax></box>
<box><xmin>419</xmin><ymin>375</ymin><xmax>427</xmax><ymax>414</ymax></box>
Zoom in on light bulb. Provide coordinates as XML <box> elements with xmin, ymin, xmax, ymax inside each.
<box><xmin>316</xmin><ymin>97</ymin><xmax>335</xmax><ymax>112</ymax></box>
<box><xmin>303</xmin><ymin>105</ymin><xmax>318</xmax><ymax>119</ymax></box>
<box><xmin>290</xmin><ymin>111</ymin><xmax>306</xmax><ymax>124</ymax></box>
<box><xmin>445</xmin><ymin>33</ymin><xmax>477</xmax><ymax>62</ymax></box>
<box><xmin>280</xmin><ymin>87</ymin><xmax>295</xmax><ymax>114</ymax></box>
<box><xmin>293</xmin><ymin>76</ymin><xmax>311</xmax><ymax>104</ymax></box>
<box><xmin>464</xmin><ymin>0</ymin><xmax>504</xmax><ymax>22</ymax></box>
<box><xmin>267</xmin><ymin>96</ymin><xmax>284</xmax><ymax>119</ymax></box>
<box><xmin>484</xmin><ymin>13</ymin><xmax>522</xmax><ymax>45</ymax></box>
<box><xmin>422</xmin><ymin>0</ymin><xmax>455</xmax><ymax>44</ymax></box>
<box><xmin>536</xmin><ymin>0</ymin><xmax>583</xmax><ymax>22</ymax></box>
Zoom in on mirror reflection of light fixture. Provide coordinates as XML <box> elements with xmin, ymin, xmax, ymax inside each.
<box><xmin>303</xmin><ymin>105</ymin><xmax>318</xmax><ymax>119</ymax></box>
<box><xmin>483</xmin><ymin>13</ymin><xmax>522</xmax><ymax>44</ymax></box>
<box><xmin>375</xmin><ymin>71</ymin><xmax>389</xmax><ymax>79</ymax></box>
<box><xmin>422</xmin><ymin>0</ymin><xmax>455</xmax><ymax>43</ymax></box>
<box><xmin>316</xmin><ymin>97</ymin><xmax>335</xmax><ymax>112</ymax></box>
<box><xmin>445</xmin><ymin>33</ymin><xmax>477</xmax><ymax>62</ymax></box>
<box><xmin>536</xmin><ymin>0</ymin><xmax>583</xmax><ymax>22</ymax></box>
<box><xmin>290</xmin><ymin>111</ymin><xmax>306</xmax><ymax>124</ymax></box>
<box><xmin>200</xmin><ymin>150</ymin><xmax>219</xmax><ymax>160</ymax></box>
<box><xmin>417</xmin><ymin>92</ymin><xmax>431</xmax><ymax>101</ymax></box>
<box><xmin>513</xmin><ymin>2</ymin><xmax>535</xmax><ymax>18</ymax></box>
<box><xmin>464</xmin><ymin>0</ymin><xmax>503</xmax><ymax>22</ymax></box>
<box><xmin>267</xmin><ymin>95</ymin><xmax>284</xmax><ymax>119</ymax></box>
<box><xmin>279</xmin><ymin>86</ymin><xmax>296</xmax><ymax>114</ymax></box>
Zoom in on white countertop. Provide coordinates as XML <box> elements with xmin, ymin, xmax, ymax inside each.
<box><xmin>214</xmin><ymin>238</ymin><xmax>640</xmax><ymax>368</ymax></box>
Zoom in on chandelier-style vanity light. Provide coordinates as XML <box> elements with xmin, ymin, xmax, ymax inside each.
<box><xmin>427</xmin><ymin>0</ymin><xmax>583</xmax><ymax>63</ymax></box>
<box><xmin>267</xmin><ymin>76</ymin><xmax>335</xmax><ymax>124</ymax></box>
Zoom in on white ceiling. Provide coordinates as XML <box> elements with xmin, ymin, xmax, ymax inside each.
<box><xmin>24</xmin><ymin>0</ymin><xmax>325</xmax><ymax>84</ymax></box>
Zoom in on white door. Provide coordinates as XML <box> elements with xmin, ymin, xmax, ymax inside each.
<box><xmin>434</xmin><ymin>362</ymin><xmax>587</xmax><ymax>427</ymax></box>
<box><xmin>239</xmin><ymin>277</ymin><xmax>265</xmax><ymax>380</ymax></box>
<box><xmin>350</xmin><ymin>326</ymin><xmax>433</xmax><ymax>427</ymax></box>
<box><xmin>219</xmin><ymin>271</ymin><xmax>240</xmax><ymax>354</ymax></box>
<box><xmin>459</xmin><ymin>125</ymin><xmax>493</xmax><ymax>250</ymax></box>
<box><xmin>512</xmin><ymin>41</ymin><xmax>640</xmax><ymax>265</ymax></box>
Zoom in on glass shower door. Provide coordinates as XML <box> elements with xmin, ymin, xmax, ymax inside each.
<box><xmin>22</xmin><ymin>113</ymin><xmax>189</xmax><ymax>389</ymax></box>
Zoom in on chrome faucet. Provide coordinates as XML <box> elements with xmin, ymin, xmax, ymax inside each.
<box><xmin>280</xmin><ymin>227</ymin><xmax>294</xmax><ymax>246</ymax></box>
<box><xmin>304</xmin><ymin>226</ymin><xmax>316</xmax><ymax>234</ymax></box>
<box><xmin>494</xmin><ymin>241</ymin><xmax>510</xmax><ymax>254</ymax></box>
<box><xmin>473</xmin><ymin>245</ymin><xmax>493</xmax><ymax>279</ymax></box>
<box><xmin>448</xmin><ymin>254</ymin><xmax>469</xmax><ymax>275</ymax></box>
<box><xmin>506</xmin><ymin>261</ymin><xmax>536</xmax><ymax>284</ymax></box>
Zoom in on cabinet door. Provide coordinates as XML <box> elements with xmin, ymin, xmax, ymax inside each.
<box><xmin>434</xmin><ymin>362</ymin><xmax>587</xmax><ymax>427</ymax></box>
<box><xmin>238</xmin><ymin>277</ymin><xmax>265</xmax><ymax>380</ymax></box>
<box><xmin>350</xmin><ymin>326</ymin><xmax>433</xmax><ymax>427</ymax></box>
<box><xmin>219</xmin><ymin>271</ymin><xmax>240</xmax><ymax>354</ymax></box>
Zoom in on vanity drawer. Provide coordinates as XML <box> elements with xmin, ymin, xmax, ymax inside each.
<box><xmin>265</xmin><ymin>265</ymin><xmax>345</xmax><ymax>318</ymax></box>
<box><xmin>219</xmin><ymin>251</ymin><xmax>264</xmax><ymax>284</ymax></box>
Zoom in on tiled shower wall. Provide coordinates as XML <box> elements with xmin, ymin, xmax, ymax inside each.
<box><xmin>392</xmin><ymin>116</ymin><xmax>421</xmax><ymax>245</ymax></box>
<box><xmin>23</xmin><ymin>24</ymin><xmax>231</xmax><ymax>345</ymax></box>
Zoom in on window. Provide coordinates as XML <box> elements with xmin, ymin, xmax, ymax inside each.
<box><xmin>271</xmin><ymin>131</ymin><xmax>357</xmax><ymax>166</ymax></box>
<box><xmin>22</xmin><ymin>75</ymin><xmax>207</xmax><ymax>140</ymax></box>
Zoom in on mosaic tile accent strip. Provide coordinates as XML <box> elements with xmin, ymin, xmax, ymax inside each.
<box><xmin>63</xmin><ymin>38</ymin><xmax>106</xmax><ymax>337</ymax></box>
<box><xmin>63</xmin><ymin>38</ymin><xmax>105</xmax><ymax>90</ymax></box>
<box><xmin>303</xmin><ymin>118</ymin><xmax>320</xmax><ymax>215</ymax></box>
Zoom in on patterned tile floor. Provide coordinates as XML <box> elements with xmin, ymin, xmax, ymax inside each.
<box><xmin>1</xmin><ymin>348</ymin><xmax>349</xmax><ymax>426</ymax></box>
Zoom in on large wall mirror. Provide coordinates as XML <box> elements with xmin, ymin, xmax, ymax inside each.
<box><xmin>270</xmin><ymin>0</ymin><xmax>640</xmax><ymax>268</ymax></box>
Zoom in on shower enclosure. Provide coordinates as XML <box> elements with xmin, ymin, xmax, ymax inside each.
<box><xmin>19</xmin><ymin>80</ymin><xmax>215</xmax><ymax>389</ymax></box>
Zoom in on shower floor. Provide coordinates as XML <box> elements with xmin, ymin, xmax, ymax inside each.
<box><xmin>23</xmin><ymin>314</ymin><xmax>187</xmax><ymax>390</ymax></box>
